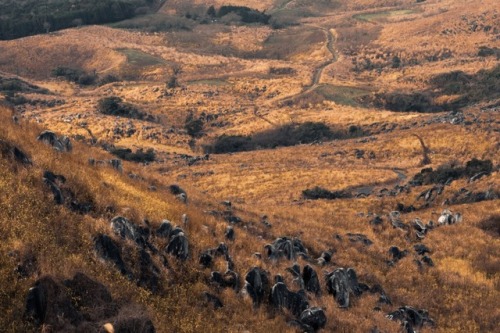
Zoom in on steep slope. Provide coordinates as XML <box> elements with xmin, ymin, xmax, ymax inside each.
<box><xmin>0</xmin><ymin>105</ymin><xmax>295</xmax><ymax>332</ymax></box>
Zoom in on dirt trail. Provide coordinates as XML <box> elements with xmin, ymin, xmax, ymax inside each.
<box><xmin>350</xmin><ymin>168</ymin><xmax>407</xmax><ymax>196</ymax></box>
<box><xmin>278</xmin><ymin>26</ymin><xmax>338</xmax><ymax>105</ymax></box>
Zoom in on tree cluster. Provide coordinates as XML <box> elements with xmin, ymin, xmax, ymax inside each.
<box><xmin>0</xmin><ymin>0</ymin><xmax>153</xmax><ymax>40</ymax></box>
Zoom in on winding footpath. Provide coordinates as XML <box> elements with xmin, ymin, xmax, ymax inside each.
<box><xmin>278</xmin><ymin>26</ymin><xmax>338</xmax><ymax>105</ymax></box>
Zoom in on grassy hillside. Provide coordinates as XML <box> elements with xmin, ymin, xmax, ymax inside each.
<box><xmin>0</xmin><ymin>0</ymin><xmax>499</xmax><ymax>332</ymax></box>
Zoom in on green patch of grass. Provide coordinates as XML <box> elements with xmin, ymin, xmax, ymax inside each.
<box><xmin>253</xmin><ymin>26</ymin><xmax>324</xmax><ymax>59</ymax></box>
<box><xmin>354</xmin><ymin>9</ymin><xmax>414</xmax><ymax>22</ymax></box>
<box><xmin>313</xmin><ymin>84</ymin><xmax>371</xmax><ymax>106</ymax></box>
<box><xmin>117</xmin><ymin>48</ymin><xmax>165</xmax><ymax>67</ymax></box>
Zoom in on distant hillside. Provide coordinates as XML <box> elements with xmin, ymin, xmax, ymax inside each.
<box><xmin>0</xmin><ymin>0</ymin><xmax>157</xmax><ymax>40</ymax></box>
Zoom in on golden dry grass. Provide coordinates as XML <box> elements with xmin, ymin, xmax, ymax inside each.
<box><xmin>1</xmin><ymin>0</ymin><xmax>500</xmax><ymax>331</ymax></box>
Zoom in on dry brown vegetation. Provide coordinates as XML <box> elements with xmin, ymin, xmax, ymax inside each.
<box><xmin>0</xmin><ymin>0</ymin><xmax>499</xmax><ymax>332</ymax></box>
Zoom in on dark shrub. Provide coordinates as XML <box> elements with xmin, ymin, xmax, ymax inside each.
<box><xmin>204</xmin><ymin>122</ymin><xmax>366</xmax><ymax>154</ymax></box>
<box><xmin>97</xmin><ymin>97</ymin><xmax>144</xmax><ymax>120</ymax></box>
<box><xmin>464</xmin><ymin>158</ymin><xmax>493</xmax><ymax>177</ymax></box>
<box><xmin>77</xmin><ymin>73</ymin><xmax>97</xmax><ymax>86</ymax></box>
<box><xmin>430</xmin><ymin>71</ymin><xmax>472</xmax><ymax>95</ymax></box>
<box><xmin>5</xmin><ymin>94</ymin><xmax>29</xmax><ymax>105</ymax></box>
<box><xmin>206</xmin><ymin>135</ymin><xmax>252</xmax><ymax>154</ymax></box>
<box><xmin>217</xmin><ymin>6</ymin><xmax>270</xmax><ymax>24</ymax></box>
<box><xmin>302</xmin><ymin>186</ymin><xmax>352</xmax><ymax>200</ymax></box>
<box><xmin>0</xmin><ymin>77</ymin><xmax>48</xmax><ymax>94</ymax></box>
<box><xmin>410</xmin><ymin>159</ymin><xmax>493</xmax><ymax>185</ymax></box>
<box><xmin>207</xmin><ymin>5</ymin><xmax>216</xmax><ymax>17</ymax></box>
<box><xmin>166</xmin><ymin>76</ymin><xmax>180</xmax><ymax>89</ymax></box>
<box><xmin>251</xmin><ymin>122</ymin><xmax>335</xmax><ymax>148</ymax></box>
<box><xmin>269</xmin><ymin>67</ymin><xmax>297</xmax><ymax>75</ymax></box>
<box><xmin>429</xmin><ymin>66</ymin><xmax>500</xmax><ymax>108</ymax></box>
<box><xmin>293</xmin><ymin>122</ymin><xmax>334</xmax><ymax>143</ymax></box>
<box><xmin>110</xmin><ymin>147</ymin><xmax>155</xmax><ymax>163</ymax></box>
<box><xmin>99</xmin><ymin>74</ymin><xmax>120</xmax><ymax>85</ymax></box>
<box><xmin>185</xmin><ymin>118</ymin><xmax>204</xmax><ymax>138</ymax></box>
<box><xmin>478</xmin><ymin>46</ymin><xmax>499</xmax><ymax>58</ymax></box>
<box><xmin>375</xmin><ymin>92</ymin><xmax>439</xmax><ymax>112</ymax></box>
<box><xmin>51</xmin><ymin>67</ymin><xmax>97</xmax><ymax>86</ymax></box>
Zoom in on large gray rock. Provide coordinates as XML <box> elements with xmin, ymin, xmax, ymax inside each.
<box><xmin>387</xmin><ymin>306</ymin><xmax>434</xmax><ymax>333</ymax></box>
<box><xmin>93</xmin><ymin>234</ymin><xmax>129</xmax><ymax>277</ymax></box>
<box><xmin>165</xmin><ymin>232</ymin><xmax>189</xmax><ymax>260</ymax></box>
<box><xmin>298</xmin><ymin>307</ymin><xmax>327</xmax><ymax>332</ymax></box>
<box><xmin>111</xmin><ymin>216</ymin><xmax>143</xmax><ymax>246</ymax></box>
<box><xmin>26</xmin><ymin>274</ymin><xmax>154</xmax><ymax>332</ymax></box>
<box><xmin>210</xmin><ymin>270</ymin><xmax>239</xmax><ymax>290</ymax></box>
<box><xmin>156</xmin><ymin>220</ymin><xmax>172</xmax><ymax>238</ymax></box>
<box><xmin>270</xmin><ymin>282</ymin><xmax>309</xmax><ymax>317</ymax></box>
<box><xmin>37</xmin><ymin>130</ymin><xmax>72</xmax><ymax>152</ymax></box>
<box><xmin>326</xmin><ymin>268</ymin><xmax>367</xmax><ymax>308</ymax></box>
<box><xmin>0</xmin><ymin>139</ymin><xmax>32</xmax><ymax>165</ymax></box>
<box><xmin>265</xmin><ymin>237</ymin><xmax>308</xmax><ymax>261</ymax></box>
<box><xmin>303</xmin><ymin>265</ymin><xmax>321</xmax><ymax>295</ymax></box>
<box><xmin>244</xmin><ymin>267</ymin><xmax>270</xmax><ymax>306</ymax></box>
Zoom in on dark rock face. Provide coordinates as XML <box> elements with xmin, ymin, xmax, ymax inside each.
<box><xmin>25</xmin><ymin>276</ymin><xmax>82</xmax><ymax>329</ymax></box>
<box><xmin>411</xmin><ymin>218</ymin><xmax>428</xmax><ymax>239</ymax></box>
<box><xmin>317</xmin><ymin>251</ymin><xmax>332</xmax><ymax>266</ymax></box>
<box><xmin>169</xmin><ymin>226</ymin><xmax>185</xmax><ymax>239</ymax></box>
<box><xmin>370</xmin><ymin>215</ymin><xmax>384</xmax><ymax>225</ymax></box>
<box><xmin>0</xmin><ymin>139</ymin><xmax>32</xmax><ymax>165</ymax></box>
<box><xmin>109</xmin><ymin>159</ymin><xmax>123</xmax><ymax>172</ymax></box>
<box><xmin>25</xmin><ymin>274</ymin><xmax>156</xmax><ymax>331</ymax></box>
<box><xmin>422</xmin><ymin>255</ymin><xmax>434</xmax><ymax>267</ymax></box>
<box><xmin>346</xmin><ymin>233</ymin><xmax>373</xmax><ymax>246</ymax></box>
<box><xmin>225</xmin><ymin>226</ymin><xmax>235</xmax><ymax>241</ymax></box>
<box><xmin>25</xmin><ymin>285</ymin><xmax>47</xmax><ymax>326</ymax></box>
<box><xmin>298</xmin><ymin>307</ymin><xmax>327</xmax><ymax>332</ymax></box>
<box><xmin>93</xmin><ymin>234</ymin><xmax>129</xmax><ymax>277</ymax></box>
<box><xmin>137</xmin><ymin>249</ymin><xmax>160</xmax><ymax>293</ymax></box>
<box><xmin>270</xmin><ymin>282</ymin><xmax>309</xmax><ymax>317</ymax></box>
<box><xmin>44</xmin><ymin>178</ymin><xmax>64</xmax><ymax>204</ymax></box>
<box><xmin>111</xmin><ymin>216</ymin><xmax>143</xmax><ymax>244</ymax></box>
<box><xmin>204</xmin><ymin>292</ymin><xmax>223</xmax><ymax>309</ymax></box>
<box><xmin>388</xmin><ymin>246</ymin><xmax>408</xmax><ymax>264</ymax></box>
<box><xmin>199</xmin><ymin>253</ymin><xmax>213</xmax><ymax>268</ymax></box>
<box><xmin>387</xmin><ymin>306</ymin><xmax>434</xmax><ymax>333</ymax></box>
<box><xmin>37</xmin><ymin>130</ymin><xmax>72</xmax><ymax>152</ymax></box>
<box><xmin>25</xmin><ymin>274</ymin><xmax>142</xmax><ymax>331</ymax></box>
<box><xmin>303</xmin><ymin>265</ymin><xmax>321</xmax><ymax>295</ymax></box>
<box><xmin>370</xmin><ymin>284</ymin><xmax>392</xmax><ymax>305</ymax></box>
<box><xmin>165</xmin><ymin>232</ymin><xmax>189</xmax><ymax>260</ymax></box>
<box><xmin>63</xmin><ymin>272</ymin><xmax>118</xmax><ymax>321</ymax></box>
<box><xmin>42</xmin><ymin>171</ymin><xmax>93</xmax><ymax>213</ymax></box>
<box><xmin>265</xmin><ymin>237</ymin><xmax>308</xmax><ymax>261</ymax></box>
<box><xmin>244</xmin><ymin>267</ymin><xmax>270</xmax><ymax>306</ymax></box>
<box><xmin>446</xmin><ymin>188</ymin><xmax>498</xmax><ymax>205</ymax></box>
<box><xmin>14</xmin><ymin>251</ymin><xmax>38</xmax><ymax>279</ymax></box>
<box><xmin>326</xmin><ymin>268</ymin><xmax>367</xmax><ymax>308</ymax></box>
<box><xmin>169</xmin><ymin>184</ymin><xmax>185</xmax><ymax>195</ymax></box>
<box><xmin>210</xmin><ymin>270</ymin><xmax>239</xmax><ymax>290</ymax></box>
<box><xmin>414</xmin><ymin>244</ymin><xmax>431</xmax><ymax>256</ymax></box>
